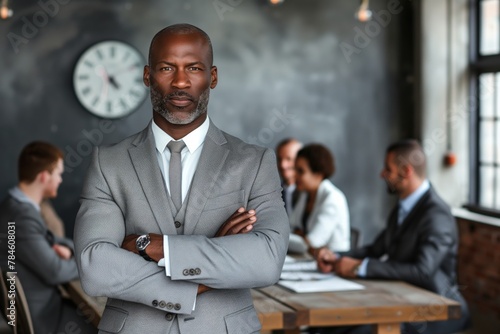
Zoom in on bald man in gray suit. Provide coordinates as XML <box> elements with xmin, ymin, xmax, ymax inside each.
<box><xmin>74</xmin><ymin>24</ymin><xmax>289</xmax><ymax>334</ymax></box>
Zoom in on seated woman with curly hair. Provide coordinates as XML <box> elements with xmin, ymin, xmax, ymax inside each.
<box><xmin>288</xmin><ymin>144</ymin><xmax>350</xmax><ymax>256</ymax></box>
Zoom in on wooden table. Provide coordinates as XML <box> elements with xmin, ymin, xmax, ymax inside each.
<box><xmin>257</xmin><ymin>280</ymin><xmax>462</xmax><ymax>334</ymax></box>
<box><xmin>66</xmin><ymin>279</ymin><xmax>462</xmax><ymax>334</ymax></box>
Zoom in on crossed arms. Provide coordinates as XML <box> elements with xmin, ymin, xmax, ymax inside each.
<box><xmin>74</xmin><ymin>146</ymin><xmax>289</xmax><ymax>315</ymax></box>
<box><xmin>120</xmin><ymin>207</ymin><xmax>259</xmax><ymax>294</ymax></box>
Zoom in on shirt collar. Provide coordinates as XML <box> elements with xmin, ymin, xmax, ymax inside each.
<box><xmin>9</xmin><ymin>186</ymin><xmax>40</xmax><ymax>212</ymax></box>
<box><xmin>399</xmin><ymin>179</ymin><xmax>430</xmax><ymax>214</ymax></box>
<box><xmin>151</xmin><ymin>116</ymin><xmax>210</xmax><ymax>154</ymax></box>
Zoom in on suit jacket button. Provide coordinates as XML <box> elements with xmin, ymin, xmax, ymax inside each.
<box><xmin>183</xmin><ymin>269</ymin><xmax>190</xmax><ymax>276</ymax></box>
<box><xmin>152</xmin><ymin>300</ymin><xmax>159</xmax><ymax>307</ymax></box>
<box><xmin>165</xmin><ymin>313</ymin><xmax>174</xmax><ymax>321</ymax></box>
<box><xmin>174</xmin><ymin>303</ymin><xmax>181</xmax><ymax>311</ymax></box>
<box><xmin>166</xmin><ymin>302</ymin><xmax>174</xmax><ymax>310</ymax></box>
<box><xmin>189</xmin><ymin>268</ymin><xmax>195</xmax><ymax>276</ymax></box>
<box><xmin>195</xmin><ymin>268</ymin><xmax>201</xmax><ymax>275</ymax></box>
<box><xmin>175</xmin><ymin>221</ymin><xmax>182</xmax><ymax>228</ymax></box>
<box><xmin>159</xmin><ymin>301</ymin><xmax>167</xmax><ymax>308</ymax></box>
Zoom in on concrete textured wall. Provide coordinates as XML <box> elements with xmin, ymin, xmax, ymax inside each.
<box><xmin>418</xmin><ymin>0</ymin><xmax>470</xmax><ymax>207</ymax></box>
<box><xmin>0</xmin><ymin>0</ymin><xmax>413</xmax><ymax>241</ymax></box>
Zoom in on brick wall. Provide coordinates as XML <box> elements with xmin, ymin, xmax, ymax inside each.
<box><xmin>456</xmin><ymin>218</ymin><xmax>500</xmax><ymax>318</ymax></box>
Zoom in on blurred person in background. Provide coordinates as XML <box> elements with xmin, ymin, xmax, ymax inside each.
<box><xmin>0</xmin><ymin>141</ymin><xmax>96</xmax><ymax>333</ymax></box>
<box><xmin>276</xmin><ymin>138</ymin><xmax>303</xmax><ymax>216</ymax></box>
<box><xmin>288</xmin><ymin>143</ymin><xmax>350</xmax><ymax>255</ymax></box>
<box><xmin>316</xmin><ymin>139</ymin><xmax>470</xmax><ymax>334</ymax></box>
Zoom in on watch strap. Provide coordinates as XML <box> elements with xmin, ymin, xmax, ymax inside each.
<box><xmin>139</xmin><ymin>248</ymin><xmax>153</xmax><ymax>262</ymax></box>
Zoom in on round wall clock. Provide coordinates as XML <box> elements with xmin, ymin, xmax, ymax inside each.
<box><xmin>73</xmin><ymin>40</ymin><xmax>148</xmax><ymax>119</ymax></box>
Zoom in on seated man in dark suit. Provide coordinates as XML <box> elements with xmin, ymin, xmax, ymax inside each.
<box><xmin>0</xmin><ymin>141</ymin><xmax>96</xmax><ymax>334</ymax></box>
<box><xmin>317</xmin><ymin>139</ymin><xmax>470</xmax><ymax>334</ymax></box>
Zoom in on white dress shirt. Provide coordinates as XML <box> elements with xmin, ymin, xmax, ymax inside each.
<box><xmin>151</xmin><ymin>116</ymin><xmax>209</xmax><ymax>282</ymax></box>
<box><xmin>9</xmin><ymin>187</ymin><xmax>40</xmax><ymax>212</ymax></box>
<box><xmin>289</xmin><ymin>179</ymin><xmax>350</xmax><ymax>252</ymax></box>
<box><xmin>151</xmin><ymin>117</ymin><xmax>209</xmax><ymax>202</ymax></box>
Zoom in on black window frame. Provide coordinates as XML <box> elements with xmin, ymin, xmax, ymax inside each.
<box><xmin>467</xmin><ymin>0</ymin><xmax>500</xmax><ymax>218</ymax></box>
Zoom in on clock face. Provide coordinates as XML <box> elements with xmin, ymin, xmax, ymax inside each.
<box><xmin>73</xmin><ymin>41</ymin><xmax>148</xmax><ymax>119</ymax></box>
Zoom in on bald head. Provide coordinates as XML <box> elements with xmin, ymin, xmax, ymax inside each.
<box><xmin>148</xmin><ymin>23</ymin><xmax>213</xmax><ymax>66</ymax></box>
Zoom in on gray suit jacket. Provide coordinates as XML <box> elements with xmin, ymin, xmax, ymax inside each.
<box><xmin>74</xmin><ymin>121</ymin><xmax>289</xmax><ymax>334</ymax></box>
<box><xmin>0</xmin><ymin>195</ymin><xmax>79</xmax><ymax>334</ymax></box>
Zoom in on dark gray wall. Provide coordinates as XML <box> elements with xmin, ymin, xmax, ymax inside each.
<box><xmin>0</xmin><ymin>0</ymin><xmax>414</xmax><ymax>244</ymax></box>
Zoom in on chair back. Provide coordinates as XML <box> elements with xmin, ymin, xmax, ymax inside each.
<box><xmin>0</xmin><ymin>271</ymin><xmax>34</xmax><ymax>334</ymax></box>
<box><xmin>0</xmin><ymin>271</ymin><xmax>13</xmax><ymax>334</ymax></box>
<box><xmin>350</xmin><ymin>227</ymin><xmax>361</xmax><ymax>249</ymax></box>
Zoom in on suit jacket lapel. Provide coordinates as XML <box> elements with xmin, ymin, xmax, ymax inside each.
<box><xmin>393</xmin><ymin>188</ymin><xmax>432</xmax><ymax>240</ymax></box>
<box><xmin>128</xmin><ymin>124</ymin><xmax>177</xmax><ymax>236</ymax></box>
<box><xmin>184</xmin><ymin>122</ymin><xmax>228</xmax><ymax>235</ymax></box>
<box><xmin>386</xmin><ymin>205</ymin><xmax>399</xmax><ymax>248</ymax></box>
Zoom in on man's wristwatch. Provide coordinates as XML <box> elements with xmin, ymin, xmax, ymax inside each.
<box><xmin>136</xmin><ymin>234</ymin><xmax>153</xmax><ymax>261</ymax></box>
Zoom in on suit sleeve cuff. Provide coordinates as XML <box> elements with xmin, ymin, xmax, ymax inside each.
<box><xmin>157</xmin><ymin>235</ymin><xmax>172</xmax><ymax>277</ymax></box>
<box><xmin>357</xmin><ymin>258</ymin><xmax>369</xmax><ymax>277</ymax></box>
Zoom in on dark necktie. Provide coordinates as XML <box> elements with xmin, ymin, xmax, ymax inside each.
<box><xmin>397</xmin><ymin>203</ymin><xmax>405</xmax><ymax>226</ymax></box>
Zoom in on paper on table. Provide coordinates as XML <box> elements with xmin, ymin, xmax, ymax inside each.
<box><xmin>282</xmin><ymin>260</ymin><xmax>317</xmax><ymax>272</ymax></box>
<box><xmin>280</xmin><ymin>271</ymin><xmax>333</xmax><ymax>281</ymax></box>
<box><xmin>279</xmin><ymin>276</ymin><xmax>365</xmax><ymax>293</ymax></box>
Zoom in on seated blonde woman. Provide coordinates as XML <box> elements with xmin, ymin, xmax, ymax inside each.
<box><xmin>288</xmin><ymin>144</ymin><xmax>350</xmax><ymax>255</ymax></box>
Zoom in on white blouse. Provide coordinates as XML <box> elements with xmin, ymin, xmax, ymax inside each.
<box><xmin>289</xmin><ymin>179</ymin><xmax>350</xmax><ymax>252</ymax></box>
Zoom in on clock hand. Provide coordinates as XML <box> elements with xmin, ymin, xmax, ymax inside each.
<box><xmin>96</xmin><ymin>67</ymin><xmax>110</xmax><ymax>103</ymax></box>
<box><xmin>108</xmin><ymin>75</ymin><xmax>120</xmax><ymax>90</ymax></box>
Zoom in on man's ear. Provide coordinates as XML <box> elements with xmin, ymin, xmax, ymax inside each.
<box><xmin>399</xmin><ymin>164</ymin><xmax>412</xmax><ymax>179</ymax></box>
<box><xmin>37</xmin><ymin>170</ymin><xmax>49</xmax><ymax>184</ymax></box>
<box><xmin>143</xmin><ymin>65</ymin><xmax>151</xmax><ymax>87</ymax></box>
<box><xmin>210</xmin><ymin>66</ymin><xmax>218</xmax><ymax>89</ymax></box>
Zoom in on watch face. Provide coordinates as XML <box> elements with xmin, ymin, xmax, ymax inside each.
<box><xmin>73</xmin><ymin>40</ymin><xmax>148</xmax><ymax>119</ymax></box>
<box><xmin>136</xmin><ymin>235</ymin><xmax>150</xmax><ymax>250</ymax></box>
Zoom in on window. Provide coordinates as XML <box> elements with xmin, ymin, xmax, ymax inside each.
<box><xmin>470</xmin><ymin>0</ymin><xmax>500</xmax><ymax>215</ymax></box>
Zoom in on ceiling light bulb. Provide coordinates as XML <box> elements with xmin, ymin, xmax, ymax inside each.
<box><xmin>0</xmin><ymin>0</ymin><xmax>12</xmax><ymax>20</ymax></box>
<box><xmin>355</xmin><ymin>0</ymin><xmax>372</xmax><ymax>22</ymax></box>
<box><xmin>269</xmin><ymin>0</ymin><xmax>284</xmax><ymax>5</ymax></box>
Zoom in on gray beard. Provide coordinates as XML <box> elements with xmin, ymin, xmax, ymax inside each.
<box><xmin>151</xmin><ymin>87</ymin><xmax>210</xmax><ymax>125</ymax></box>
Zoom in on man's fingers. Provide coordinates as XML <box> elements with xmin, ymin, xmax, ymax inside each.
<box><xmin>219</xmin><ymin>216</ymin><xmax>256</xmax><ymax>236</ymax></box>
<box><xmin>216</xmin><ymin>209</ymin><xmax>257</xmax><ymax>236</ymax></box>
<box><xmin>225</xmin><ymin>216</ymin><xmax>257</xmax><ymax>235</ymax></box>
